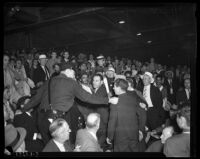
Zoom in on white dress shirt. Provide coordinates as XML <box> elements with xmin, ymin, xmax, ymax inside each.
<box><xmin>185</xmin><ymin>89</ymin><xmax>190</xmax><ymax>100</ymax></box>
<box><xmin>41</xmin><ymin>65</ymin><xmax>49</xmax><ymax>80</ymax></box>
<box><xmin>53</xmin><ymin>139</ymin><xmax>66</xmax><ymax>152</ymax></box>
<box><xmin>143</xmin><ymin>85</ymin><xmax>153</xmax><ymax>108</ymax></box>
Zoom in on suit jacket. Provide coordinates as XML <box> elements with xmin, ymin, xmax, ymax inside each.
<box><xmin>42</xmin><ymin>139</ymin><xmax>72</xmax><ymax>152</ymax></box>
<box><xmin>13</xmin><ymin>110</ymin><xmax>44</xmax><ymax>152</ymax></box>
<box><xmin>133</xmin><ymin>78</ymin><xmax>144</xmax><ymax>93</ymax></box>
<box><xmin>145</xmin><ymin>140</ymin><xmax>163</xmax><ymax>152</ymax></box>
<box><xmin>75</xmin><ymin>129</ymin><xmax>102</xmax><ymax>152</ymax></box>
<box><xmin>163</xmin><ymin>78</ymin><xmax>178</xmax><ymax>104</ymax></box>
<box><xmin>164</xmin><ymin>133</ymin><xmax>190</xmax><ymax>157</ymax></box>
<box><xmin>108</xmin><ymin>93</ymin><xmax>144</xmax><ymax>152</ymax></box>
<box><xmin>32</xmin><ymin>65</ymin><xmax>49</xmax><ymax>86</ymax></box>
<box><xmin>176</xmin><ymin>89</ymin><xmax>190</xmax><ymax>107</ymax></box>
<box><xmin>22</xmin><ymin>74</ymin><xmax>109</xmax><ymax>113</ymax></box>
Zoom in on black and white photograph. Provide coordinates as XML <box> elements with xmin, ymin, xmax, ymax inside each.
<box><xmin>4</xmin><ymin>2</ymin><xmax>196</xmax><ymax>157</ymax></box>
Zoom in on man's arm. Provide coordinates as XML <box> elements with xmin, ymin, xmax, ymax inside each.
<box><xmin>74</xmin><ymin>82</ymin><xmax>109</xmax><ymax>105</ymax></box>
<box><xmin>136</xmin><ymin>102</ymin><xmax>147</xmax><ymax>134</ymax></box>
<box><xmin>107</xmin><ymin>104</ymin><xmax>118</xmax><ymax>141</ymax></box>
<box><xmin>21</xmin><ymin>81</ymin><xmax>47</xmax><ymax>112</ymax></box>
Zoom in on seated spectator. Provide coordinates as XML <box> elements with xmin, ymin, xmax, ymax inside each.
<box><xmin>75</xmin><ymin>113</ymin><xmax>103</xmax><ymax>152</ymax></box>
<box><xmin>176</xmin><ymin>78</ymin><xmax>191</xmax><ymax>109</ymax></box>
<box><xmin>42</xmin><ymin>118</ymin><xmax>73</xmax><ymax>152</ymax></box>
<box><xmin>164</xmin><ymin>105</ymin><xmax>190</xmax><ymax>157</ymax></box>
<box><xmin>5</xmin><ymin>124</ymin><xmax>27</xmax><ymax>152</ymax></box>
<box><xmin>145</xmin><ymin>126</ymin><xmax>174</xmax><ymax>152</ymax></box>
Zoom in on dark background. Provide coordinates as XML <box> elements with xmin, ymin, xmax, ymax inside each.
<box><xmin>4</xmin><ymin>3</ymin><xmax>197</xmax><ymax>66</ymax></box>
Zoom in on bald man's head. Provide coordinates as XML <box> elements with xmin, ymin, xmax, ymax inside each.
<box><xmin>86</xmin><ymin>113</ymin><xmax>100</xmax><ymax>129</ymax></box>
<box><xmin>160</xmin><ymin>126</ymin><xmax>174</xmax><ymax>144</ymax></box>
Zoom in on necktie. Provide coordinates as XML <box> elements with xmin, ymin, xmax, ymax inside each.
<box><xmin>143</xmin><ymin>87</ymin><xmax>147</xmax><ymax>99</ymax></box>
<box><xmin>44</xmin><ymin>67</ymin><xmax>49</xmax><ymax>80</ymax></box>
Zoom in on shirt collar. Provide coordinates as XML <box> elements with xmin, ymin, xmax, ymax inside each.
<box><xmin>53</xmin><ymin>139</ymin><xmax>65</xmax><ymax>151</ymax></box>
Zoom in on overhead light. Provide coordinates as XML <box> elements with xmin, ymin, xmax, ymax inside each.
<box><xmin>118</xmin><ymin>20</ymin><xmax>125</xmax><ymax>24</ymax></box>
<box><xmin>137</xmin><ymin>33</ymin><xmax>142</xmax><ymax>36</ymax></box>
<box><xmin>147</xmin><ymin>41</ymin><xmax>152</xmax><ymax>43</ymax></box>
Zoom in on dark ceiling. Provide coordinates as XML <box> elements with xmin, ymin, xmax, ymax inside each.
<box><xmin>4</xmin><ymin>3</ymin><xmax>197</xmax><ymax>65</ymax></box>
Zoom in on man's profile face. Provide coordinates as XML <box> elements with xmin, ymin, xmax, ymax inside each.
<box><xmin>97</xmin><ymin>59</ymin><xmax>104</xmax><ymax>66</ymax></box>
<box><xmin>160</xmin><ymin>127</ymin><xmax>173</xmax><ymax>144</ymax></box>
<box><xmin>113</xmin><ymin>84</ymin><xmax>120</xmax><ymax>95</ymax></box>
<box><xmin>61</xmin><ymin>123</ymin><xmax>71</xmax><ymax>141</ymax></box>
<box><xmin>93</xmin><ymin>76</ymin><xmax>102</xmax><ymax>89</ymax></box>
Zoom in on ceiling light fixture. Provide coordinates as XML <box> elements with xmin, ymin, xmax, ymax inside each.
<box><xmin>118</xmin><ymin>20</ymin><xmax>125</xmax><ymax>24</ymax></box>
<box><xmin>137</xmin><ymin>33</ymin><xmax>142</xmax><ymax>36</ymax></box>
<box><xmin>147</xmin><ymin>41</ymin><xmax>152</xmax><ymax>44</ymax></box>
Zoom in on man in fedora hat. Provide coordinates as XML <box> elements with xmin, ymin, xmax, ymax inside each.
<box><xmin>32</xmin><ymin>54</ymin><xmax>50</xmax><ymax>88</ymax></box>
<box><xmin>5</xmin><ymin>124</ymin><xmax>27</xmax><ymax>152</ymax></box>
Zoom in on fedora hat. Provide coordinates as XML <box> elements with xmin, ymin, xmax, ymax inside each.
<box><xmin>39</xmin><ymin>54</ymin><xmax>47</xmax><ymax>59</ymax></box>
<box><xmin>144</xmin><ymin>71</ymin><xmax>154</xmax><ymax>83</ymax></box>
<box><xmin>106</xmin><ymin>67</ymin><xmax>115</xmax><ymax>73</ymax></box>
<box><xmin>5</xmin><ymin>124</ymin><xmax>26</xmax><ymax>151</ymax></box>
<box><xmin>96</xmin><ymin>55</ymin><xmax>105</xmax><ymax>60</ymax></box>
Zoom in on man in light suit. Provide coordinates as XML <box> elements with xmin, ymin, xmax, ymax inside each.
<box><xmin>42</xmin><ymin>118</ymin><xmax>72</xmax><ymax>152</ymax></box>
<box><xmin>75</xmin><ymin>113</ymin><xmax>103</xmax><ymax>152</ymax></box>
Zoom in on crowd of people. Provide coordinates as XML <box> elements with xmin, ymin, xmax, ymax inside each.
<box><xmin>4</xmin><ymin>47</ymin><xmax>191</xmax><ymax>156</ymax></box>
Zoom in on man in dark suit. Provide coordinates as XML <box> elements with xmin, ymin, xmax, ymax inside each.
<box><xmin>32</xmin><ymin>54</ymin><xmax>50</xmax><ymax>88</ymax></box>
<box><xmin>92</xmin><ymin>74</ymin><xmax>109</xmax><ymax>149</ymax></box>
<box><xmin>176</xmin><ymin>78</ymin><xmax>191</xmax><ymax>108</ymax></box>
<box><xmin>163</xmin><ymin>70</ymin><xmax>178</xmax><ymax>105</ymax></box>
<box><xmin>142</xmin><ymin>72</ymin><xmax>166</xmax><ymax>131</ymax></box>
<box><xmin>107</xmin><ymin>78</ymin><xmax>146</xmax><ymax>152</ymax></box>
<box><xmin>75</xmin><ymin>113</ymin><xmax>102</xmax><ymax>152</ymax></box>
<box><xmin>164</xmin><ymin>105</ymin><xmax>190</xmax><ymax>157</ymax></box>
<box><xmin>133</xmin><ymin>73</ymin><xmax>144</xmax><ymax>93</ymax></box>
<box><xmin>43</xmin><ymin>118</ymin><xmax>72</xmax><ymax>152</ymax></box>
<box><xmin>20</xmin><ymin>62</ymin><xmax>118</xmax><ymax>145</ymax></box>
<box><xmin>13</xmin><ymin>108</ymin><xmax>44</xmax><ymax>152</ymax></box>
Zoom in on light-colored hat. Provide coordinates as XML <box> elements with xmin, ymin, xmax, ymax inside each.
<box><xmin>144</xmin><ymin>71</ymin><xmax>154</xmax><ymax>83</ymax></box>
<box><xmin>5</xmin><ymin>124</ymin><xmax>27</xmax><ymax>151</ymax></box>
<box><xmin>39</xmin><ymin>54</ymin><xmax>47</xmax><ymax>59</ymax></box>
<box><xmin>96</xmin><ymin>55</ymin><xmax>105</xmax><ymax>60</ymax></box>
<box><xmin>107</xmin><ymin>67</ymin><xmax>115</xmax><ymax>73</ymax></box>
<box><xmin>115</xmin><ymin>74</ymin><xmax>126</xmax><ymax>80</ymax></box>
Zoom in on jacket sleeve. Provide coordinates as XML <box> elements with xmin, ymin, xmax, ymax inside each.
<box><xmin>107</xmin><ymin>104</ymin><xmax>118</xmax><ymax>141</ymax></box>
<box><xmin>74</xmin><ymin>82</ymin><xmax>109</xmax><ymax>105</ymax></box>
<box><xmin>21</xmin><ymin>82</ymin><xmax>47</xmax><ymax>112</ymax></box>
<box><xmin>136</xmin><ymin>103</ymin><xmax>147</xmax><ymax>133</ymax></box>
<box><xmin>153</xmin><ymin>86</ymin><xmax>166</xmax><ymax>124</ymax></box>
